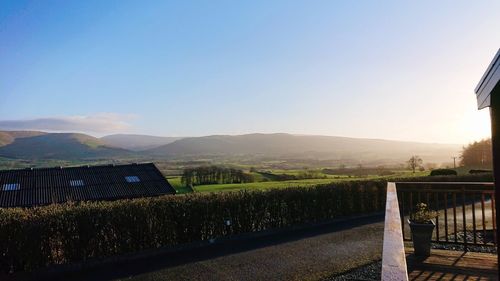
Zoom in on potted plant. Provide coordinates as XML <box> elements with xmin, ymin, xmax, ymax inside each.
<box><xmin>409</xmin><ymin>203</ymin><xmax>438</xmax><ymax>257</ymax></box>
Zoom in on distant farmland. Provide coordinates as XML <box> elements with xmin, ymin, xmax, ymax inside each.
<box><xmin>168</xmin><ymin>170</ymin><xmax>429</xmax><ymax>193</ymax></box>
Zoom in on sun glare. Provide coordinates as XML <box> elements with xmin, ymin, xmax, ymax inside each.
<box><xmin>459</xmin><ymin>107</ymin><xmax>491</xmax><ymax>144</ymax></box>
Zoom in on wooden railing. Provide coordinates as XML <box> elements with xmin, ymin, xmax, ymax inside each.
<box><xmin>382</xmin><ymin>181</ymin><xmax>496</xmax><ymax>280</ymax></box>
<box><xmin>395</xmin><ymin>182</ymin><xmax>496</xmax><ymax>250</ymax></box>
<box><xmin>381</xmin><ymin>182</ymin><xmax>409</xmax><ymax>281</ymax></box>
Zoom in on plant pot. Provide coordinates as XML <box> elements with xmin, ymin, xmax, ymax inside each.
<box><xmin>409</xmin><ymin>219</ymin><xmax>435</xmax><ymax>257</ymax></box>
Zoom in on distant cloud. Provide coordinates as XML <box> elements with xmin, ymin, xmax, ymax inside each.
<box><xmin>0</xmin><ymin>113</ymin><xmax>136</xmax><ymax>134</ymax></box>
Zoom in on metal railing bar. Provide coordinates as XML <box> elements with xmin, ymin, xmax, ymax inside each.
<box><xmin>472</xmin><ymin>192</ymin><xmax>477</xmax><ymax>245</ymax></box>
<box><xmin>453</xmin><ymin>193</ymin><xmax>458</xmax><ymax>243</ymax></box>
<box><xmin>394</xmin><ymin>189</ymin><xmax>494</xmax><ymax>193</ymax></box>
<box><xmin>462</xmin><ymin>191</ymin><xmax>468</xmax><ymax>251</ymax></box>
<box><xmin>444</xmin><ymin>192</ymin><xmax>449</xmax><ymax>242</ymax></box>
<box><xmin>400</xmin><ymin>191</ymin><xmax>405</xmax><ymax>241</ymax></box>
<box><xmin>435</xmin><ymin>192</ymin><xmax>439</xmax><ymax>242</ymax></box>
<box><xmin>400</xmin><ymin>238</ymin><xmax>496</xmax><ymax>246</ymax></box>
<box><xmin>395</xmin><ymin>182</ymin><xmax>496</xmax><ymax>248</ymax></box>
<box><xmin>482</xmin><ymin>193</ymin><xmax>487</xmax><ymax>245</ymax></box>
<box><xmin>492</xmin><ymin>194</ymin><xmax>497</xmax><ymax>244</ymax></box>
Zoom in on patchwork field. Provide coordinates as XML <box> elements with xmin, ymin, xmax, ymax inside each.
<box><xmin>168</xmin><ymin>170</ymin><xmax>429</xmax><ymax>194</ymax></box>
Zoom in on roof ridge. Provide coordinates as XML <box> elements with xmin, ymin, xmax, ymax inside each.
<box><xmin>0</xmin><ymin>162</ymin><xmax>155</xmax><ymax>172</ymax></box>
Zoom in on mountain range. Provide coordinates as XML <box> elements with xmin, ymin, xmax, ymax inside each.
<box><xmin>0</xmin><ymin>131</ymin><xmax>130</xmax><ymax>159</ymax></box>
<box><xmin>0</xmin><ymin>131</ymin><xmax>462</xmax><ymax>164</ymax></box>
<box><xmin>101</xmin><ymin>134</ymin><xmax>182</xmax><ymax>151</ymax></box>
<box><xmin>145</xmin><ymin>133</ymin><xmax>461</xmax><ymax>163</ymax></box>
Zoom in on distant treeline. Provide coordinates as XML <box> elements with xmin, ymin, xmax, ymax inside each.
<box><xmin>181</xmin><ymin>166</ymin><xmax>254</xmax><ymax>186</ymax></box>
<box><xmin>322</xmin><ymin>168</ymin><xmax>395</xmax><ymax>176</ymax></box>
<box><xmin>461</xmin><ymin>139</ymin><xmax>492</xmax><ymax>168</ymax></box>
<box><xmin>258</xmin><ymin>170</ymin><xmax>327</xmax><ymax>181</ymax></box>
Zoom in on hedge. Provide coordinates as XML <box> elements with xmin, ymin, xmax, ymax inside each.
<box><xmin>0</xmin><ymin>174</ymin><xmax>492</xmax><ymax>273</ymax></box>
<box><xmin>430</xmin><ymin>169</ymin><xmax>458</xmax><ymax>176</ymax></box>
<box><xmin>469</xmin><ymin>169</ymin><xmax>492</xmax><ymax>174</ymax></box>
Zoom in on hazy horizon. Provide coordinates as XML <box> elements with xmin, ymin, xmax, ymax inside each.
<box><xmin>1</xmin><ymin>1</ymin><xmax>499</xmax><ymax>144</ymax></box>
<box><xmin>0</xmin><ymin>129</ymin><xmax>471</xmax><ymax>146</ymax></box>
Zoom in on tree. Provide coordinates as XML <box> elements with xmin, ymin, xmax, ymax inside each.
<box><xmin>180</xmin><ymin>165</ymin><xmax>254</xmax><ymax>186</ymax></box>
<box><xmin>460</xmin><ymin>139</ymin><xmax>492</xmax><ymax>168</ymax></box>
<box><xmin>407</xmin><ymin>155</ymin><xmax>423</xmax><ymax>173</ymax></box>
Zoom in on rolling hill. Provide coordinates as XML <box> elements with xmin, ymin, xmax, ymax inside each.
<box><xmin>146</xmin><ymin>133</ymin><xmax>461</xmax><ymax>164</ymax></box>
<box><xmin>0</xmin><ymin>131</ymin><xmax>47</xmax><ymax>146</ymax></box>
<box><xmin>101</xmin><ymin>134</ymin><xmax>182</xmax><ymax>151</ymax></box>
<box><xmin>0</xmin><ymin>131</ymin><xmax>462</xmax><ymax>164</ymax></box>
<box><xmin>0</xmin><ymin>131</ymin><xmax>130</xmax><ymax>159</ymax></box>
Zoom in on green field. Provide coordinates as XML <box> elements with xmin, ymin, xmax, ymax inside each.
<box><xmin>0</xmin><ymin>157</ymin><xmax>434</xmax><ymax>195</ymax></box>
<box><xmin>168</xmin><ymin>170</ymin><xmax>428</xmax><ymax>194</ymax></box>
<box><xmin>165</xmin><ymin>176</ymin><xmax>194</xmax><ymax>194</ymax></box>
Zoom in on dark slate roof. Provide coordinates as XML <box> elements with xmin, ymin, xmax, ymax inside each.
<box><xmin>475</xmin><ymin>48</ymin><xmax>500</xmax><ymax>109</ymax></box>
<box><xmin>0</xmin><ymin>163</ymin><xmax>175</xmax><ymax>208</ymax></box>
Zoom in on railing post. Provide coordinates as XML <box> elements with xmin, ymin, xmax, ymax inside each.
<box><xmin>382</xmin><ymin>182</ymin><xmax>409</xmax><ymax>281</ymax></box>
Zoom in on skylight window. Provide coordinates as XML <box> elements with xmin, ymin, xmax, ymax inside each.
<box><xmin>2</xmin><ymin>183</ymin><xmax>20</xmax><ymax>191</ymax></box>
<box><xmin>125</xmin><ymin>176</ymin><xmax>141</xmax><ymax>183</ymax></box>
<box><xmin>70</xmin><ymin>180</ymin><xmax>84</xmax><ymax>187</ymax></box>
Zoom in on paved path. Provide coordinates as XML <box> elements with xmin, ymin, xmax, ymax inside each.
<box><xmin>45</xmin><ymin>215</ymin><xmax>385</xmax><ymax>281</ymax></box>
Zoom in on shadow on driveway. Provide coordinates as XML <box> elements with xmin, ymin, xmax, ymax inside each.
<box><xmin>29</xmin><ymin>214</ymin><xmax>384</xmax><ymax>281</ymax></box>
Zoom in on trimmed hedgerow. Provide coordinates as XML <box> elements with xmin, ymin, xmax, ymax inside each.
<box><xmin>0</xmin><ymin>174</ymin><xmax>492</xmax><ymax>273</ymax></box>
<box><xmin>469</xmin><ymin>169</ymin><xmax>492</xmax><ymax>174</ymax></box>
<box><xmin>430</xmin><ymin>169</ymin><xmax>458</xmax><ymax>176</ymax></box>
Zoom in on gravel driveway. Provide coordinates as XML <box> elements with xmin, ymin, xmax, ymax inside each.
<box><xmin>38</xmin><ymin>215</ymin><xmax>384</xmax><ymax>281</ymax></box>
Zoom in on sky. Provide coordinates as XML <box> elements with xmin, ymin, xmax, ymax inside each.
<box><xmin>1</xmin><ymin>1</ymin><xmax>499</xmax><ymax>144</ymax></box>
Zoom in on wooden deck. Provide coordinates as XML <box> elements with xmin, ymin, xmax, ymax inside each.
<box><xmin>406</xmin><ymin>248</ymin><xmax>498</xmax><ymax>281</ymax></box>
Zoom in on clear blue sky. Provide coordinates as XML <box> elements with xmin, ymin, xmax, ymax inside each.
<box><xmin>1</xmin><ymin>1</ymin><xmax>499</xmax><ymax>144</ymax></box>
